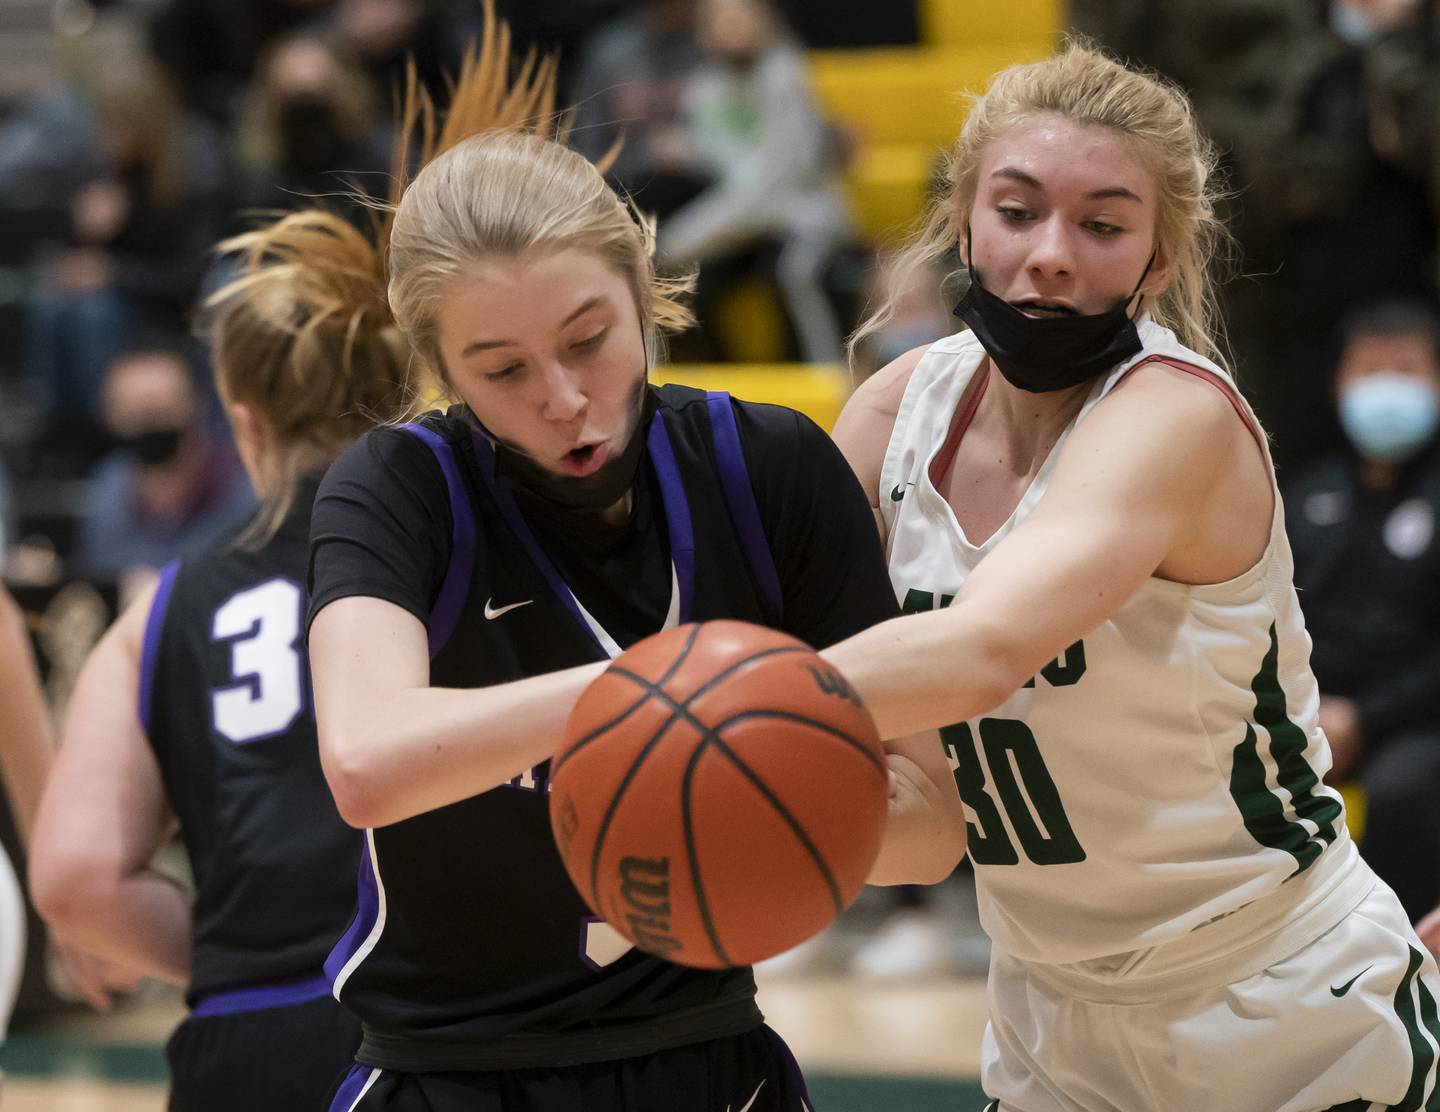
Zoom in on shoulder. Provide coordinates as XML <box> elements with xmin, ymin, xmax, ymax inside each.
<box><xmin>841</xmin><ymin>344</ymin><xmax>930</xmax><ymax>428</ymax></box>
<box><xmin>324</xmin><ymin>415</ymin><xmax>453</xmax><ymax>489</ymax></box>
<box><xmin>831</xmin><ymin>342</ymin><xmax>935</xmax><ymax>492</ymax></box>
<box><xmin>1096</xmin><ymin>358</ymin><xmax>1258</xmax><ymax>452</ymax></box>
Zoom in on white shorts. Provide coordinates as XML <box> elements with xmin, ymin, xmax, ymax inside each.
<box><xmin>0</xmin><ymin>845</ymin><xmax>24</xmax><ymax>1041</ymax></box>
<box><xmin>982</xmin><ymin>871</ymin><xmax>1440</xmax><ymax>1111</ymax></box>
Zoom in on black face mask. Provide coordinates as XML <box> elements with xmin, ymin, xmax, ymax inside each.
<box><xmin>953</xmin><ymin>238</ymin><xmax>1155</xmax><ymax>394</ymax></box>
<box><xmin>117</xmin><ymin>426</ymin><xmax>185</xmax><ymax>466</ymax></box>
<box><xmin>479</xmin><ymin>380</ymin><xmax>656</xmax><ymax>516</ymax></box>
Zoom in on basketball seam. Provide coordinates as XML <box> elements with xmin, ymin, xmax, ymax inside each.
<box><xmin>704</xmin><ymin>734</ymin><xmax>845</xmax><ymax>914</ymax></box>
<box><xmin>681</xmin><ymin>741</ymin><xmax>732</xmax><ymax>967</ymax></box>
<box><xmin>711</xmin><ymin>709</ymin><xmax>887</xmax><ymax>776</ymax></box>
<box><xmin>606</xmin><ymin>663</ymin><xmax>853</xmax><ymax>951</ymax></box>
<box><xmin>584</xmin><ymin>625</ymin><xmax>706</xmax><ymax>909</ymax></box>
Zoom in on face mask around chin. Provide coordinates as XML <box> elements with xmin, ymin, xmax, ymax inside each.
<box><xmin>1339</xmin><ymin>372</ymin><xmax>1440</xmax><ymax>462</ymax></box>
<box><xmin>117</xmin><ymin>426</ymin><xmax>186</xmax><ymax>467</ymax></box>
<box><xmin>476</xmin><ymin>381</ymin><xmax>657</xmax><ymax>514</ymax></box>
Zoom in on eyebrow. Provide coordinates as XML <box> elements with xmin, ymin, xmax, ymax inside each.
<box><xmin>991</xmin><ymin>166</ymin><xmax>1143</xmax><ymax>204</ymax></box>
<box><xmin>460</xmin><ymin>295</ymin><xmax>606</xmax><ymax>358</ymax></box>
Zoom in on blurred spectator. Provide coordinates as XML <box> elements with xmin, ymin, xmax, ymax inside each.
<box><xmin>233</xmin><ymin>34</ymin><xmax>391</xmax><ymax>222</ymax></box>
<box><xmin>148</xmin><ymin>0</ymin><xmax>336</xmax><ymax>128</ymax></box>
<box><xmin>24</xmin><ymin>66</ymin><xmax>229</xmax><ymax>470</ymax></box>
<box><xmin>1286</xmin><ymin>299</ymin><xmax>1440</xmax><ymax>922</ymax></box>
<box><xmin>1070</xmin><ymin>0</ymin><xmax>1437</xmax><ymax>473</ymax></box>
<box><xmin>77</xmin><ymin>341</ymin><xmax>254</xmax><ymax>591</ymax></box>
<box><xmin>850</xmin><ymin>251</ymin><xmax>953</xmax><ymax>378</ymax></box>
<box><xmin>330</xmin><ymin>0</ymin><xmax>470</xmax><ymax>106</ymax></box>
<box><xmin>656</xmin><ymin>0</ymin><xmax>857</xmax><ymax>363</ymax></box>
<box><xmin>570</xmin><ymin>0</ymin><xmax>709</xmax><ymax>218</ymax></box>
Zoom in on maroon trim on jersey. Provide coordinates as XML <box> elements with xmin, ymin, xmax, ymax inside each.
<box><xmin>1117</xmin><ymin>354</ymin><xmax>1266</xmax><ymax>451</ymax></box>
<box><xmin>928</xmin><ymin>366</ymin><xmax>991</xmax><ymax>493</ymax></box>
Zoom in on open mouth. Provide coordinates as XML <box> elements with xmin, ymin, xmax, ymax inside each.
<box><xmin>1014</xmin><ymin>299</ymin><xmax>1079</xmax><ymax>319</ymax></box>
<box><xmin>560</xmin><ymin>441</ymin><xmax>608</xmax><ymax>477</ymax></box>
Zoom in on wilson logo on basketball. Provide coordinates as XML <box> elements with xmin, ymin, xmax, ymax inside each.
<box><xmin>618</xmin><ymin>856</ymin><xmax>683</xmax><ymax>957</ymax></box>
<box><xmin>555</xmin><ymin>798</ymin><xmax>580</xmax><ymax>852</ymax></box>
<box><xmin>806</xmin><ymin>665</ymin><xmax>862</xmax><ymax>706</ymax></box>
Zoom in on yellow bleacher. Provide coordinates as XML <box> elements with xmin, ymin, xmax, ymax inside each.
<box><xmin>708</xmin><ymin>1</ymin><xmax>1060</xmax><ymax>374</ymax></box>
<box><xmin>651</xmin><ymin>363</ymin><xmax>850</xmax><ymax>431</ymax></box>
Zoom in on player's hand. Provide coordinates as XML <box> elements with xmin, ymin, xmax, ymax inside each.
<box><xmin>50</xmin><ymin>941</ymin><xmax>140</xmax><ymax>1012</ymax></box>
<box><xmin>1416</xmin><ymin>904</ymin><xmax>1440</xmax><ymax>957</ymax></box>
<box><xmin>1318</xmin><ymin>695</ymin><xmax>1364</xmax><ymax>782</ymax></box>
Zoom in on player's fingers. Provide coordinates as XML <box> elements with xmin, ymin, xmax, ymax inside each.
<box><xmin>55</xmin><ymin>947</ymin><xmax>114</xmax><ymax>1012</ymax></box>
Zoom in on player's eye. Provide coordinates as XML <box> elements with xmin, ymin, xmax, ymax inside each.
<box><xmin>1085</xmin><ymin>220</ymin><xmax>1123</xmax><ymax>237</ymax></box>
<box><xmin>486</xmin><ymin>363</ymin><xmax>522</xmax><ymax>382</ymax></box>
<box><xmin>997</xmin><ymin>206</ymin><xmax>1033</xmax><ymax>223</ymax></box>
<box><xmin>572</xmin><ymin>329</ymin><xmax>608</xmax><ymax>353</ymax></box>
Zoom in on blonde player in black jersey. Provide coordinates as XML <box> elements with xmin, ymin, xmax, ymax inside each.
<box><xmin>819</xmin><ymin>41</ymin><xmax>1440</xmax><ymax>1112</ymax></box>
<box><xmin>303</xmin><ymin>14</ymin><xmax>965</xmax><ymax>1112</ymax></box>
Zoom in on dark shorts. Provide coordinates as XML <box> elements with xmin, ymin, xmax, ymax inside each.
<box><xmin>326</xmin><ymin>1024</ymin><xmax>814</xmax><ymax>1112</ymax></box>
<box><xmin>166</xmin><ymin>994</ymin><xmax>362</xmax><ymax>1112</ymax></box>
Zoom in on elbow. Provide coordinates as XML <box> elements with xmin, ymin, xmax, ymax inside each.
<box><xmin>969</xmin><ymin>622</ymin><xmax>1043</xmax><ymax>713</ymax></box>
<box><xmin>29</xmin><ymin>847</ymin><xmax>116</xmax><ymax>936</ymax></box>
<box><xmin>319</xmin><ymin>727</ymin><xmax>387</xmax><ymax>829</ymax></box>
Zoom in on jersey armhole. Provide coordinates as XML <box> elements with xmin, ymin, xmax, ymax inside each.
<box><xmin>705</xmin><ymin>392</ymin><xmax>784</xmax><ymax>627</ymax></box>
<box><xmin>398</xmin><ymin>424</ymin><xmax>478</xmax><ymax>659</ymax></box>
<box><xmin>1118</xmin><ymin>355</ymin><xmax>1267</xmax><ymax>454</ymax></box>
<box><xmin>138</xmin><ymin>559</ymin><xmax>182</xmax><ymax>735</ymax></box>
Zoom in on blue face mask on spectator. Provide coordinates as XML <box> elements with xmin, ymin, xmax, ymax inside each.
<box><xmin>1330</xmin><ymin>2</ymin><xmax>1380</xmax><ymax>46</ymax></box>
<box><xmin>1339</xmin><ymin>373</ymin><xmax>1440</xmax><ymax>462</ymax></box>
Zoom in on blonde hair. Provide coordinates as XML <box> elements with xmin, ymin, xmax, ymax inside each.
<box><xmin>852</xmin><ymin>40</ymin><xmax>1232</xmax><ymax>368</ymax></box>
<box><xmin>386</xmin><ymin>33</ymin><xmax>694</xmax><ymax>387</ymax></box>
<box><xmin>205</xmin><ymin>0</ymin><xmax>557</xmax><ymax>541</ymax></box>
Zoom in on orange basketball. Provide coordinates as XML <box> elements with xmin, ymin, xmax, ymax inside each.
<box><xmin>550</xmin><ymin>620</ymin><xmax>887</xmax><ymax>969</ymax></box>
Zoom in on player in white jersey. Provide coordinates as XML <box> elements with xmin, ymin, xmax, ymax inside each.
<box><xmin>821</xmin><ymin>42</ymin><xmax>1440</xmax><ymax>1111</ymax></box>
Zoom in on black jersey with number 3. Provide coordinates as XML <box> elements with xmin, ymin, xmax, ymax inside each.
<box><xmin>141</xmin><ymin>479</ymin><xmax>362</xmax><ymax>1008</ymax></box>
<box><xmin>307</xmin><ymin>385</ymin><xmax>898</xmax><ymax>1072</ymax></box>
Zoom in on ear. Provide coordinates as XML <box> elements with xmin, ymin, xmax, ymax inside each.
<box><xmin>1141</xmin><ymin>241</ymin><xmax>1174</xmax><ymax>300</ymax></box>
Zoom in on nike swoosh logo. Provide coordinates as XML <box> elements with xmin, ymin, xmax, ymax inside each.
<box><xmin>890</xmin><ymin>482</ymin><xmax>912</xmax><ymax>502</ymax></box>
<box><xmin>726</xmin><ymin>1079</ymin><xmax>765</xmax><ymax>1112</ymax></box>
<box><xmin>1331</xmin><ymin>965</ymin><xmax>1373</xmax><ymax>997</ymax></box>
<box><xmin>483</xmin><ymin>598</ymin><xmax>533</xmax><ymax>620</ymax></box>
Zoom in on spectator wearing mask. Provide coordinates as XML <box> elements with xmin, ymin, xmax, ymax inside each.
<box><xmin>1285</xmin><ymin>299</ymin><xmax>1440</xmax><ymax>921</ymax></box>
<box><xmin>78</xmin><ymin>341</ymin><xmax>255</xmax><ymax>593</ymax></box>
<box><xmin>25</xmin><ymin>66</ymin><xmax>229</xmax><ymax>467</ymax></box>
<box><xmin>233</xmin><ymin>33</ymin><xmax>391</xmax><ymax>223</ymax></box>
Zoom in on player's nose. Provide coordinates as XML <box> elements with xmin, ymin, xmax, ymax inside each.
<box><xmin>538</xmin><ymin>362</ymin><xmax>587</xmax><ymax>423</ymax></box>
<box><xmin>1025</xmin><ymin>216</ymin><xmax>1076</xmax><ymax>281</ymax></box>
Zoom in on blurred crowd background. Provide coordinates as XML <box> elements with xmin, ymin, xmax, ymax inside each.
<box><xmin>1</xmin><ymin>0</ymin><xmax>1440</xmax><ymax>1023</ymax></box>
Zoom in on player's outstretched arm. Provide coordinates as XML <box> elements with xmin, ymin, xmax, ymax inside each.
<box><xmin>29</xmin><ymin>589</ymin><xmax>190</xmax><ymax>986</ymax></box>
<box><xmin>868</xmin><ymin>729</ymin><xmax>967</xmax><ymax>886</ymax></box>
<box><xmin>310</xmin><ymin>596</ymin><xmax>607</xmax><ymax>829</ymax></box>
<box><xmin>0</xmin><ymin>586</ymin><xmax>56</xmax><ymax>847</ymax></box>
<box><xmin>824</xmin><ymin>367</ymin><xmax>1267</xmax><ymax>740</ymax></box>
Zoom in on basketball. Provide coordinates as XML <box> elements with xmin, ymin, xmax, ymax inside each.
<box><xmin>549</xmin><ymin>620</ymin><xmax>888</xmax><ymax>969</ymax></box>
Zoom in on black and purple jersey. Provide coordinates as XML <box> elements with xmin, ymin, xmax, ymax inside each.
<box><xmin>307</xmin><ymin>385</ymin><xmax>898</xmax><ymax>1073</ymax></box>
<box><xmin>141</xmin><ymin>476</ymin><xmax>362</xmax><ymax>1013</ymax></box>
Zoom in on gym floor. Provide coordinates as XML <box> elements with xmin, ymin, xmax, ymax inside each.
<box><xmin>0</xmin><ymin>973</ymin><xmax>992</xmax><ymax>1111</ymax></box>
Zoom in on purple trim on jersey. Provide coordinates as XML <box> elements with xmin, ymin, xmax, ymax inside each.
<box><xmin>190</xmin><ymin>972</ymin><xmax>331</xmax><ymax>1017</ymax></box>
<box><xmin>398</xmin><ymin>424</ymin><xmax>477</xmax><ymax>658</ymax></box>
<box><xmin>469</xmin><ymin>413</ymin><xmax>695</xmax><ymax>658</ymax></box>
<box><xmin>324</xmin><ymin>836</ymin><xmax>378</xmax><ymax>991</ymax></box>
<box><xmin>646</xmin><ymin>413</ymin><xmax>696</xmax><ymax>624</ymax></box>
<box><xmin>328</xmin><ymin>1064</ymin><xmax>374</xmax><ymax>1112</ymax></box>
<box><xmin>138</xmin><ymin>559</ymin><xmax>182</xmax><ymax>734</ymax></box>
<box><xmin>705</xmin><ymin>392</ymin><xmax>783</xmax><ymax>627</ymax></box>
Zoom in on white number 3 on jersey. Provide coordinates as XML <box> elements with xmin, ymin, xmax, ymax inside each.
<box><xmin>210</xmin><ymin>579</ymin><xmax>305</xmax><ymax>745</ymax></box>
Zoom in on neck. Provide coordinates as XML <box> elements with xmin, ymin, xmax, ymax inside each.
<box><xmin>978</xmin><ymin>358</ymin><xmax>1092</xmax><ymax>469</ymax></box>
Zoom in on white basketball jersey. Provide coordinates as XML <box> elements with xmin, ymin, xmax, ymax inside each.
<box><xmin>881</xmin><ymin>319</ymin><xmax>1349</xmax><ymax>964</ymax></box>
